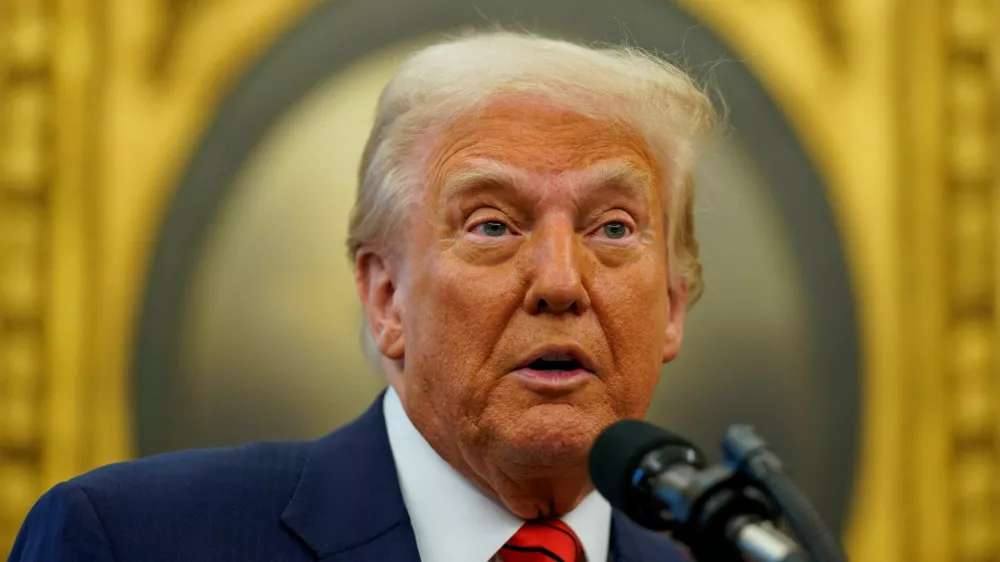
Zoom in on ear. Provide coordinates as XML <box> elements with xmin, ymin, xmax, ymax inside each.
<box><xmin>661</xmin><ymin>282</ymin><xmax>688</xmax><ymax>364</ymax></box>
<box><xmin>355</xmin><ymin>249</ymin><xmax>405</xmax><ymax>360</ymax></box>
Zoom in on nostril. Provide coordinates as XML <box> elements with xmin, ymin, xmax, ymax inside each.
<box><xmin>535</xmin><ymin>297</ymin><xmax>581</xmax><ymax>315</ymax></box>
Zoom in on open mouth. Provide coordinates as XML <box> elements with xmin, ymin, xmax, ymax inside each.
<box><xmin>512</xmin><ymin>346</ymin><xmax>596</xmax><ymax>391</ymax></box>
<box><xmin>525</xmin><ymin>355</ymin><xmax>584</xmax><ymax>373</ymax></box>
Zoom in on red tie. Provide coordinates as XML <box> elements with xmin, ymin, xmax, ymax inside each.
<box><xmin>500</xmin><ymin>519</ymin><xmax>584</xmax><ymax>562</ymax></box>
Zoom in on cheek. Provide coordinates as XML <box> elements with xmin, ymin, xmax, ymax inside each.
<box><xmin>404</xmin><ymin>256</ymin><xmax>522</xmax><ymax>388</ymax></box>
<box><xmin>591</xmin><ymin>260</ymin><xmax>669</xmax><ymax>407</ymax></box>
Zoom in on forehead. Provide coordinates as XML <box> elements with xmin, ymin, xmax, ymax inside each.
<box><xmin>425</xmin><ymin>99</ymin><xmax>659</xmax><ymax>187</ymax></box>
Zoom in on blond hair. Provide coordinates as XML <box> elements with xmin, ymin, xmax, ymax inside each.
<box><xmin>348</xmin><ymin>31</ymin><xmax>717</xmax><ymax>362</ymax></box>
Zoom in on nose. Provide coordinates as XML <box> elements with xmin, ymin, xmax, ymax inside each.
<box><xmin>523</xmin><ymin>218</ymin><xmax>591</xmax><ymax>315</ymax></box>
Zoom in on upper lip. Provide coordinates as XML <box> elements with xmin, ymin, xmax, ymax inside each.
<box><xmin>514</xmin><ymin>343</ymin><xmax>598</xmax><ymax>374</ymax></box>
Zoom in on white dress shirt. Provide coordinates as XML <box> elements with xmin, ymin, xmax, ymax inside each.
<box><xmin>384</xmin><ymin>388</ymin><xmax>612</xmax><ymax>562</ymax></box>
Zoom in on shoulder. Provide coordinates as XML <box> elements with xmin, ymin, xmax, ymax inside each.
<box><xmin>72</xmin><ymin>439</ymin><xmax>312</xmax><ymax>508</ymax></box>
<box><xmin>10</xmin><ymin>397</ymin><xmax>396</xmax><ymax>561</ymax></box>
<box><xmin>73</xmin><ymin>440</ymin><xmax>314</xmax><ymax>533</ymax></box>
<box><xmin>9</xmin><ymin>480</ymin><xmax>114</xmax><ymax>561</ymax></box>
<box><xmin>10</xmin><ymin>440</ymin><xmax>315</xmax><ymax>561</ymax></box>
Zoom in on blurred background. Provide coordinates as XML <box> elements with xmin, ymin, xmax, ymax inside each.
<box><xmin>0</xmin><ymin>0</ymin><xmax>997</xmax><ymax>561</ymax></box>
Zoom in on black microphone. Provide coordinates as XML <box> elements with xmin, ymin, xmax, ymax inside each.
<box><xmin>590</xmin><ymin>419</ymin><xmax>807</xmax><ymax>562</ymax></box>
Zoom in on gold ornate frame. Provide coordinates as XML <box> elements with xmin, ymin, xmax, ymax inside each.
<box><xmin>0</xmin><ymin>0</ymin><xmax>996</xmax><ymax>559</ymax></box>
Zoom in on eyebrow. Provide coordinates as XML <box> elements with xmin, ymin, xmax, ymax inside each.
<box><xmin>574</xmin><ymin>161</ymin><xmax>655</xmax><ymax>205</ymax></box>
<box><xmin>439</xmin><ymin>159</ymin><xmax>655</xmax><ymax>203</ymax></box>
<box><xmin>439</xmin><ymin>160</ymin><xmax>528</xmax><ymax>200</ymax></box>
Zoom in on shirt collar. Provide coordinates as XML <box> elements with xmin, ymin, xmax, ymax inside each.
<box><xmin>383</xmin><ymin>387</ymin><xmax>611</xmax><ymax>562</ymax></box>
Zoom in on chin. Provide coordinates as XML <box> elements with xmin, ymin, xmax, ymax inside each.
<box><xmin>497</xmin><ymin>407</ymin><xmax>604</xmax><ymax>469</ymax></box>
<box><xmin>508</xmin><ymin>435</ymin><xmax>590</xmax><ymax>462</ymax></box>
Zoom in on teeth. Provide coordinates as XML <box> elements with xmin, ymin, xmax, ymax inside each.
<box><xmin>542</xmin><ymin>354</ymin><xmax>574</xmax><ymax>362</ymax></box>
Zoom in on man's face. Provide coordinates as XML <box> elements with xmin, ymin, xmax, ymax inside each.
<box><xmin>385</xmin><ymin>99</ymin><xmax>685</xmax><ymax>476</ymax></box>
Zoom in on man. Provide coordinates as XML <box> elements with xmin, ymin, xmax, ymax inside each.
<box><xmin>11</xmin><ymin>31</ymin><xmax>715</xmax><ymax>561</ymax></box>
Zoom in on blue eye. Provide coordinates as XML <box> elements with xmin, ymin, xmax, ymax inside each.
<box><xmin>602</xmin><ymin>222</ymin><xmax>629</xmax><ymax>239</ymax></box>
<box><xmin>477</xmin><ymin>221</ymin><xmax>508</xmax><ymax>237</ymax></box>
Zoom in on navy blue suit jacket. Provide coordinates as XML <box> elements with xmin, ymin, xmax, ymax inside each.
<box><xmin>10</xmin><ymin>396</ymin><xmax>688</xmax><ymax>561</ymax></box>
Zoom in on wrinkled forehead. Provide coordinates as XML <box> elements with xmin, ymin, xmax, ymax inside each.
<box><xmin>422</xmin><ymin>98</ymin><xmax>662</xmax><ymax>198</ymax></box>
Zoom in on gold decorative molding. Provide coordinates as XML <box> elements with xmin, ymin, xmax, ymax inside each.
<box><xmin>899</xmin><ymin>0</ymin><xmax>999</xmax><ymax>560</ymax></box>
<box><xmin>804</xmin><ymin>0</ymin><xmax>848</xmax><ymax>63</ymax></box>
<box><xmin>0</xmin><ymin>0</ymin><xmax>52</xmax><ymax>550</ymax></box>
<box><xmin>684</xmin><ymin>1</ymin><xmax>998</xmax><ymax>561</ymax></box>
<box><xmin>941</xmin><ymin>0</ymin><xmax>998</xmax><ymax>558</ymax></box>
<box><xmin>149</xmin><ymin>0</ymin><xmax>209</xmax><ymax>77</ymax></box>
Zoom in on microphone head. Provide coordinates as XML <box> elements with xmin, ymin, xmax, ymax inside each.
<box><xmin>589</xmin><ymin>419</ymin><xmax>702</xmax><ymax>525</ymax></box>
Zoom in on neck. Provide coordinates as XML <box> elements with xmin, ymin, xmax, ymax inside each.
<box><xmin>471</xmin><ymin>461</ymin><xmax>595</xmax><ymax>519</ymax></box>
<box><xmin>430</xmin><ymin>415</ymin><xmax>594</xmax><ymax>519</ymax></box>
<box><xmin>389</xmin><ymin>377</ymin><xmax>592</xmax><ymax>519</ymax></box>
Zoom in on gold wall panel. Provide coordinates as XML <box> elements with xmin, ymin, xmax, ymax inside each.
<box><xmin>902</xmin><ymin>1</ymin><xmax>1000</xmax><ymax>559</ymax></box>
<box><xmin>1</xmin><ymin>0</ymin><xmax>55</xmax><ymax>549</ymax></box>
<box><xmin>0</xmin><ymin>0</ymin><xmax>321</xmax><ymax>550</ymax></box>
<box><xmin>0</xmin><ymin>0</ymin><xmax>997</xmax><ymax>560</ymax></box>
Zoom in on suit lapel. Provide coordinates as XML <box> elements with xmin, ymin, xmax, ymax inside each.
<box><xmin>610</xmin><ymin>511</ymin><xmax>691</xmax><ymax>562</ymax></box>
<box><xmin>281</xmin><ymin>392</ymin><xmax>420</xmax><ymax>562</ymax></box>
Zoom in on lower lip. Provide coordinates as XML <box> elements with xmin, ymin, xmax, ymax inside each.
<box><xmin>512</xmin><ymin>368</ymin><xmax>592</xmax><ymax>393</ymax></box>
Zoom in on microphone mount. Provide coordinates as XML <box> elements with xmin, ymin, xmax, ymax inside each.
<box><xmin>592</xmin><ymin>421</ymin><xmax>847</xmax><ymax>562</ymax></box>
<box><xmin>629</xmin><ymin>435</ymin><xmax>804</xmax><ymax>562</ymax></box>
